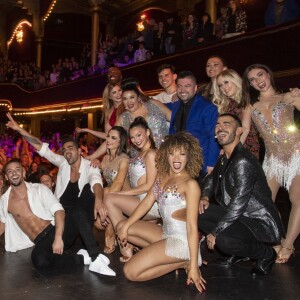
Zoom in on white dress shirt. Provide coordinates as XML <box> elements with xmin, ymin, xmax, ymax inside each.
<box><xmin>0</xmin><ymin>182</ymin><xmax>64</xmax><ymax>252</ymax></box>
<box><xmin>38</xmin><ymin>143</ymin><xmax>103</xmax><ymax>200</ymax></box>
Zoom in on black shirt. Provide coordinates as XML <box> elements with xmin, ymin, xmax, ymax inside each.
<box><xmin>174</xmin><ymin>95</ymin><xmax>196</xmax><ymax>132</ymax></box>
<box><xmin>60</xmin><ymin>181</ymin><xmax>80</xmax><ymax>209</ymax></box>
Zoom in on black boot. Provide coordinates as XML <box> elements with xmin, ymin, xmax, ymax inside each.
<box><xmin>216</xmin><ymin>255</ymin><xmax>250</xmax><ymax>267</ymax></box>
<box><xmin>251</xmin><ymin>248</ymin><xmax>277</xmax><ymax>275</ymax></box>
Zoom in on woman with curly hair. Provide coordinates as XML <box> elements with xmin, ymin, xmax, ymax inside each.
<box><xmin>116</xmin><ymin>132</ymin><xmax>206</xmax><ymax>293</ymax></box>
<box><xmin>212</xmin><ymin>69</ymin><xmax>260</xmax><ymax>159</ymax></box>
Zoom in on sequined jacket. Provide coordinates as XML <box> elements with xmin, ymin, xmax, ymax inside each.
<box><xmin>224</xmin><ymin>10</ymin><xmax>247</xmax><ymax>34</ymax></box>
<box><xmin>202</xmin><ymin>143</ymin><xmax>285</xmax><ymax>243</ymax></box>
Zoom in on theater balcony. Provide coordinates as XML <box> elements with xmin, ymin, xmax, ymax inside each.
<box><xmin>1</xmin><ymin>20</ymin><xmax>300</xmax><ymax>135</ymax></box>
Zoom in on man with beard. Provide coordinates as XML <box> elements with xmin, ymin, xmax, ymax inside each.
<box><xmin>0</xmin><ymin>159</ymin><xmax>112</xmax><ymax>274</ymax></box>
<box><xmin>198</xmin><ymin>113</ymin><xmax>285</xmax><ymax>275</ymax></box>
<box><xmin>5</xmin><ymin>113</ymin><xmax>115</xmax><ymax>276</ymax></box>
<box><xmin>169</xmin><ymin>71</ymin><xmax>219</xmax><ymax>176</ymax></box>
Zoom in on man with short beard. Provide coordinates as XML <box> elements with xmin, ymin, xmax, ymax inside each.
<box><xmin>5</xmin><ymin>113</ymin><xmax>115</xmax><ymax>276</ymax></box>
<box><xmin>198</xmin><ymin>113</ymin><xmax>285</xmax><ymax>275</ymax></box>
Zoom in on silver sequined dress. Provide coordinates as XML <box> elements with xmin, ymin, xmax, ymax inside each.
<box><xmin>102</xmin><ymin>153</ymin><xmax>130</xmax><ymax>189</ymax></box>
<box><xmin>128</xmin><ymin>155</ymin><xmax>160</xmax><ymax>218</ymax></box>
<box><xmin>251</xmin><ymin>101</ymin><xmax>300</xmax><ymax>189</ymax></box>
<box><xmin>153</xmin><ymin>179</ymin><xmax>202</xmax><ymax>265</ymax></box>
<box><xmin>121</xmin><ymin>101</ymin><xmax>169</xmax><ymax>149</ymax></box>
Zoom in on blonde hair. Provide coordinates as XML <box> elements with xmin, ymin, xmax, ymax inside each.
<box><xmin>212</xmin><ymin>69</ymin><xmax>242</xmax><ymax>113</ymax></box>
<box><xmin>102</xmin><ymin>83</ymin><xmax>124</xmax><ymax>122</ymax></box>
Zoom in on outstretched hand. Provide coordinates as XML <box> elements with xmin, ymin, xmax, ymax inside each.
<box><xmin>6</xmin><ymin>112</ymin><xmax>22</xmax><ymax>131</ymax></box>
<box><xmin>186</xmin><ymin>266</ymin><xmax>206</xmax><ymax>293</ymax></box>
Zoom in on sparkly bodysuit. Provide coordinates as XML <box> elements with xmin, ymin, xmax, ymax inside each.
<box><xmin>153</xmin><ymin>179</ymin><xmax>202</xmax><ymax>264</ymax></box>
<box><xmin>102</xmin><ymin>153</ymin><xmax>130</xmax><ymax>189</ymax></box>
<box><xmin>128</xmin><ymin>155</ymin><xmax>160</xmax><ymax>218</ymax></box>
<box><xmin>121</xmin><ymin>101</ymin><xmax>169</xmax><ymax>149</ymax></box>
<box><xmin>251</xmin><ymin>101</ymin><xmax>300</xmax><ymax>189</ymax></box>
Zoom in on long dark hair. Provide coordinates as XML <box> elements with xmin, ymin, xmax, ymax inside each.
<box><xmin>107</xmin><ymin>126</ymin><xmax>128</xmax><ymax>156</ymax></box>
<box><xmin>129</xmin><ymin>117</ymin><xmax>156</xmax><ymax>150</ymax></box>
<box><xmin>242</xmin><ymin>63</ymin><xmax>277</xmax><ymax>106</ymax></box>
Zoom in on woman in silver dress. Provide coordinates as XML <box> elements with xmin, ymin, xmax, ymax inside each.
<box><xmin>243</xmin><ymin>63</ymin><xmax>300</xmax><ymax>263</ymax></box>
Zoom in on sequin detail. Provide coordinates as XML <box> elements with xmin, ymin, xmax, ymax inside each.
<box><xmin>153</xmin><ymin>179</ymin><xmax>202</xmax><ymax>264</ymax></box>
<box><xmin>121</xmin><ymin>101</ymin><xmax>169</xmax><ymax>149</ymax></box>
<box><xmin>129</xmin><ymin>156</ymin><xmax>160</xmax><ymax>218</ymax></box>
<box><xmin>252</xmin><ymin>101</ymin><xmax>300</xmax><ymax>189</ymax></box>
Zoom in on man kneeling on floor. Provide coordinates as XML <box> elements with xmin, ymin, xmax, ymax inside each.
<box><xmin>0</xmin><ymin>159</ymin><xmax>115</xmax><ymax>276</ymax></box>
<box><xmin>198</xmin><ymin>113</ymin><xmax>285</xmax><ymax>275</ymax></box>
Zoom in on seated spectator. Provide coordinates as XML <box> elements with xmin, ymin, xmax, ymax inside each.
<box><xmin>197</xmin><ymin>13</ymin><xmax>214</xmax><ymax>45</ymax></box>
<box><xmin>223</xmin><ymin>0</ymin><xmax>247</xmax><ymax>39</ymax></box>
<box><xmin>134</xmin><ymin>42</ymin><xmax>147</xmax><ymax>63</ymax></box>
<box><xmin>114</xmin><ymin>54</ymin><xmax>133</xmax><ymax>68</ymax></box>
<box><xmin>265</xmin><ymin>0</ymin><xmax>300</xmax><ymax>26</ymax></box>
<box><xmin>182</xmin><ymin>13</ymin><xmax>199</xmax><ymax>49</ymax></box>
<box><xmin>215</xmin><ymin>7</ymin><xmax>228</xmax><ymax>40</ymax></box>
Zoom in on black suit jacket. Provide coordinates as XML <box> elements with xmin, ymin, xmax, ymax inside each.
<box><xmin>202</xmin><ymin>143</ymin><xmax>285</xmax><ymax>243</ymax></box>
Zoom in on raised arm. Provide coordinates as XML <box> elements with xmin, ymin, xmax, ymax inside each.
<box><xmin>6</xmin><ymin>113</ymin><xmax>43</xmax><ymax>151</ymax></box>
<box><xmin>283</xmin><ymin>88</ymin><xmax>300</xmax><ymax>110</ymax></box>
<box><xmin>76</xmin><ymin>127</ymin><xmax>107</xmax><ymax>140</ymax></box>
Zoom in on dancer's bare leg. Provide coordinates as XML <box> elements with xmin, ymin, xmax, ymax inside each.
<box><xmin>267</xmin><ymin>177</ymin><xmax>280</xmax><ymax>202</ymax></box>
<box><xmin>117</xmin><ymin>219</ymin><xmax>162</xmax><ymax>248</ymax></box>
<box><xmin>123</xmin><ymin>239</ymin><xmax>187</xmax><ymax>282</ymax></box>
<box><xmin>105</xmin><ymin>193</ymin><xmax>157</xmax><ymax>228</ymax></box>
<box><xmin>284</xmin><ymin>175</ymin><xmax>300</xmax><ymax>249</ymax></box>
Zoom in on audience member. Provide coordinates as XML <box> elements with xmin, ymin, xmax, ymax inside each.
<box><xmin>223</xmin><ymin>0</ymin><xmax>247</xmax><ymax>39</ymax></box>
<box><xmin>265</xmin><ymin>0</ymin><xmax>300</xmax><ymax>26</ymax></box>
<box><xmin>182</xmin><ymin>14</ymin><xmax>199</xmax><ymax>49</ymax></box>
<box><xmin>197</xmin><ymin>13</ymin><xmax>214</xmax><ymax>44</ymax></box>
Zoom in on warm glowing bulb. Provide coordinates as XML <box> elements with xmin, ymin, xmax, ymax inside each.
<box><xmin>287</xmin><ymin>125</ymin><xmax>297</xmax><ymax>133</ymax></box>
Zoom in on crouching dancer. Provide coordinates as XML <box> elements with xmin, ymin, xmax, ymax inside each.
<box><xmin>198</xmin><ymin>113</ymin><xmax>285</xmax><ymax>275</ymax></box>
<box><xmin>5</xmin><ymin>113</ymin><xmax>115</xmax><ymax>276</ymax></box>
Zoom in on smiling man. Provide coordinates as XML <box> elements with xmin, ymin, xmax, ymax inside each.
<box><xmin>198</xmin><ymin>113</ymin><xmax>285</xmax><ymax>275</ymax></box>
<box><xmin>5</xmin><ymin>113</ymin><xmax>115</xmax><ymax>276</ymax></box>
<box><xmin>169</xmin><ymin>71</ymin><xmax>219</xmax><ymax>176</ymax></box>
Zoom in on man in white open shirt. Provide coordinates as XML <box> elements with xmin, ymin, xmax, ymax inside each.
<box><xmin>0</xmin><ymin>159</ymin><xmax>113</xmax><ymax>275</ymax></box>
<box><xmin>5</xmin><ymin>113</ymin><xmax>115</xmax><ymax>276</ymax></box>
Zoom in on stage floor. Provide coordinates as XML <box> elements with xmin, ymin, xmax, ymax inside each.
<box><xmin>0</xmin><ymin>188</ymin><xmax>299</xmax><ymax>300</ymax></box>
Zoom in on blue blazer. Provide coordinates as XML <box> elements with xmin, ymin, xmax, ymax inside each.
<box><xmin>169</xmin><ymin>94</ymin><xmax>219</xmax><ymax>171</ymax></box>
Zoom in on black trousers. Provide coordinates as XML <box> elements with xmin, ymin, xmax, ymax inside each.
<box><xmin>198</xmin><ymin>204</ymin><xmax>273</xmax><ymax>260</ymax></box>
<box><xmin>63</xmin><ymin>184</ymin><xmax>100</xmax><ymax>260</ymax></box>
<box><xmin>31</xmin><ymin>184</ymin><xmax>99</xmax><ymax>269</ymax></box>
<box><xmin>31</xmin><ymin>224</ymin><xmax>83</xmax><ymax>269</ymax></box>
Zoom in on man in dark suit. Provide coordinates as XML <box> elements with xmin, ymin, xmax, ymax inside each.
<box><xmin>198</xmin><ymin>113</ymin><xmax>285</xmax><ymax>275</ymax></box>
<box><xmin>169</xmin><ymin>71</ymin><xmax>219</xmax><ymax>175</ymax></box>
